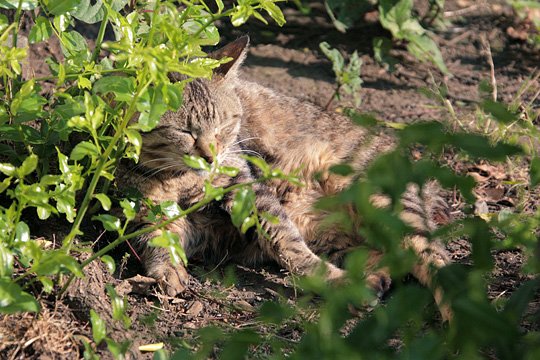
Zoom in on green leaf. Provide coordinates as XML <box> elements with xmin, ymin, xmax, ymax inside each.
<box><xmin>261</xmin><ymin>1</ymin><xmax>285</xmax><ymax>26</ymax></box>
<box><xmin>503</xmin><ymin>278</ymin><xmax>540</xmax><ymax>322</ymax></box>
<box><xmin>231</xmin><ymin>5</ymin><xmax>252</xmax><ymax>26</ymax></box>
<box><xmin>10</xmin><ymin>80</ymin><xmax>46</xmax><ymax>119</ymax></box>
<box><xmin>120</xmin><ymin>199</ymin><xmax>136</xmax><ymax>221</ymax></box>
<box><xmin>101</xmin><ymin>255</ymin><xmax>116</xmax><ymax>274</ymax></box>
<box><xmin>399</xmin><ymin>121</ymin><xmax>522</xmax><ymax>160</ymax></box>
<box><xmin>28</xmin><ymin>16</ymin><xmax>53</xmax><ymax>43</ymax></box>
<box><xmin>183</xmin><ymin>155</ymin><xmax>211</xmax><ymax>171</ymax></box>
<box><xmin>215</xmin><ymin>0</ymin><xmax>224</xmax><ymax>13</ymax></box>
<box><xmin>39</xmin><ymin>277</ymin><xmax>54</xmax><ymax>293</ymax></box>
<box><xmin>240</xmin><ymin>215</ymin><xmax>256</xmax><ymax>234</ymax></box>
<box><xmin>0</xmin><ymin>0</ymin><xmax>37</xmax><ymax>10</ymax></box>
<box><xmin>330</xmin><ymin>164</ymin><xmax>354</xmax><ymax>176</ymax></box>
<box><xmin>92</xmin><ymin>214</ymin><xmax>121</xmax><ymax>232</ymax></box>
<box><xmin>379</xmin><ymin>0</ymin><xmax>448</xmax><ymax>74</ymax></box>
<box><xmin>136</xmin><ymin>87</ymin><xmax>168</xmax><ymax>131</ymax></box>
<box><xmin>259</xmin><ymin>301</ymin><xmax>294</xmax><ymax>324</ymax></box>
<box><xmin>93</xmin><ymin>76</ymin><xmax>135</xmax><ymax>102</ymax></box>
<box><xmin>163</xmin><ymin>82</ymin><xmax>184</xmax><ymax>110</ymax></box>
<box><xmin>14</xmin><ymin>221</ymin><xmax>30</xmax><ymax>243</ymax></box>
<box><xmin>204</xmin><ymin>181</ymin><xmax>225</xmax><ymax>201</ymax></box>
<box><xmin>70</xmin><ymin>141</ymin><xmax>100</xmax><ymax>161</ymax></box>
<box><xmin>106</xmin><ymin>339</ymin><xmax>131</xmax><ymax>359</ymax></box>
<box><xmin>72</xmin><ymin>0</ymin><xmax>128</xmax><ymax>24</ymax></box>
<box><xmin>530</xmin><ymin>157</ymin><xmax>540</xmax><ymax>188</ymax></box>
<box><xmin>217</xmin><ymin>165</ymin><xmax>239</xmax><ymax>177</ymax></box>
<box><xmin>373</xmin><ymin>36</ymin><xmax>398</xmax><ymax>71</ymax></box>
<box><xmin>60</xmin><ymin>31</ymin><xmax>89</xmax><ymax>59</ymax></box>
<box><xmin>35</xmin><ymin>200</ymin><xmax>55</xmax><ymax>218</ymax></box>
<box><xmin>450</xmin><ymin>133</ymin><xmax>522</xmax><ymax>161</ymax></box>
<box><xmin>16</xmin><ymin>154</ymin><xmax>38</xmax><ymax>178</ymax></box>
<box><xmin>106</xmin><ymin>285</ymin><xmax>131</xmax><ymax>328</ymax></box>
<box><xmin>407</xmin><ymin>34</ymin><xmax>449</xmax><ymax>74</ymax></box>
<box><xmin>0</xmin><ymin>279</ymin><xmax>40</xmax><ymax>314</ymax></box>
<box><xmin>320</xmin><ymin>42</ymin><xmax>344</xmax><ymax>77</ymax></box>
<box><xmin>160</xmin><ymin>201</ymin><xmax>182</xmax><ymax>218</ymax></box>
<box><xmin>465</xmin><ymin>218</ymin><xmax>494</xmax><ymax>271</ymax></box>
<box><xmin>0</xmin><ymin>163</ymin><xmax>16</xmax><ymax>176</ymax></box>
<box><xmin>231</xmin><ymin>188</ymin><xmax>255</xmax><ymax>228</ymax></box>
<box><xmin>124</xmin><ymin>128</ymin><xmax>142</xmax><ymax>149</ymax></box>
<box><xmin>94</xmin><ymin>193</ymin><xmax>111</xmax><ymax>211</ymax></box>
<box><xmin>0</xmin><ymin>244</ymin><xmax>13</xmax><ymax>277</ymax></box>
<box><xmin>77</xmin><ymin>75</ymin><xmax>92</xmax><ymax>90</ymax></box>
<box><xmin>45</xmin><ymin>0</ymin><xmax>78</xmax><ymax>15</ymax></box>
<box><xmin>90</xmin><ymin>309</ymin><xmax>107</xmax><ymax>344</ymax></box>
<box><xmin>56</xmin><ymin>194</ymin><xmax>77</xmax><ymax>223</ymax></box>
<box><xmin>379</xmin><ymin>0</ymin><xmax>415</xmax><ymax>38</ymax></box>
<box><xmin>347</xmin><ymin>111</ymin><xmax>379</xmax><ymax>127</ymax></box>
<box><xmin>0</xmin><ymin>14</ymin><xmax>7</xmax><ymax>33</ymax></box>
<box><xmin>149</xmin><ymin>230</ymin><xmax>187</xmax><ymax>266</ymax></box>
<box><xmin>0</xmin><ymin>177</ymin><xmax>10</xmax><ymax>194</ymax></box>
<box><xmin>53</xmin><ymin>14</ymin><xmax>70</xmax><ymax>32</ymax></box>
<box><xmin>32</xmin><ymin>251</ymin><xmax>84</xmax><ymax>277</ymax></box>
<box><xmin>482</xmin><ymin>100</ymin><xmax>520</xmax><ymax>124</ymax></box>
<box><xmin>243</xmin><ymin>155</ymin><xmax>271</xmax><ymax>177</ymax></box>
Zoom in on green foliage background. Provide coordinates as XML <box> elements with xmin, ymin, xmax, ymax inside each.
<box><xmin>0</xmin><ymin>0</ymin><xmax>538</xmax><ymax>359</ymax></box>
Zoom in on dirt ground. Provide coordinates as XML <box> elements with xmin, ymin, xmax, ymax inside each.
<box><xmin>1</xmin><ymin>1</ymin><xmax>539</xmax><ymax>359</ymax></box>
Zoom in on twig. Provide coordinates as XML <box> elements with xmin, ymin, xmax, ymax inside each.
<box><xmin>448</xmin><ymin>30</ymin><xmax>473</xmax><ymax>46</ymax></box>
<box><xmin>443</xmin><ymin>3</ymin><xmax>484</xmax><ymax>18</ymax></box>
<box><xmin>324</xmin><ymin>84</ymin><xmax>341</xmax><ymax>111</ymax></box>
<box><xmin>481</xmin><ymin>35</ymin><xmax>497</xmax><ymax>102</ymax></box>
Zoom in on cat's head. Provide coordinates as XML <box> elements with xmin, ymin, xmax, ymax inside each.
<box><xmin>138</xmin><ymin>36</ymin><xmax>249</xmax><ymax>175</ymax></box>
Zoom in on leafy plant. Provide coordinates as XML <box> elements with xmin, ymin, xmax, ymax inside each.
<box><xmin>319</xmin><ymin>41</ymin><xmax>362</xmax><ymax>108</ymax></box>
<box><xmin>324</xmin><ymin>0</ymin><xmax>448</xmax><ymax>74</ymax></box>
<box><xmin>1</xmin><ymin>0</ymin><xmax>539</xmax><ymax>359</ymax></box>
<box><xmin>0</xmin><ymin>0</ymin><xmax>287</xmax><ymax>357</ymax></box>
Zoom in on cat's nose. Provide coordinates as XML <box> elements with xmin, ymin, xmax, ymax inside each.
<box><xmin>199</xmin><ymin>151</ymin><xmax>213</xmax><ymax>163</ymax></box>
<box><xmin>196</xmin><ymin>139</ymin><xmax>214</xmax><ymax>163</ymax></box>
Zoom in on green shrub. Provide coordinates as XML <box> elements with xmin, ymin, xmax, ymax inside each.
<box><xmin>324</xmin><ymin>0</ymin><xmax>448</xmax><ymax>74</ymax></box>
<box><xmin>0</xmin><ymin>1</ymin><xmax>538</xmax><ymax>359</ymax></box>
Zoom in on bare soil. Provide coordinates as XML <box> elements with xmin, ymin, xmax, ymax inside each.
<box><xmin>1</xmin><ymin>1</ymin><xmax>539</xmax><ymax>359</ymax></box>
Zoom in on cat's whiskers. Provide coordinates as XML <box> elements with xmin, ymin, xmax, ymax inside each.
<box><xmin>222</xmin><ymin>148</ymin><xmax>263</xmax><ymax>158</ymax></box>
<box><xmin>135</xmin><ymin>159</ymin><xmax>184</xmax><ymax>181</ymax></box>
<box><xmin>216</xmin><ymin>153</ymin><xmax>245</xmax><ymax>168</ymax></box>
<box><xmin>231</xmin><ymin>136</ymin><xmax>260</xmax><ymax>146</ymax></box>
<box><xmin>138</xmin><ymin>163</ymin><xmax>185</xmax><ymax>181</ymax></box>
<box><xmin>124</xmin><ymin>157</ymin><xmax>178</xmax><ymax>177</ymax></box>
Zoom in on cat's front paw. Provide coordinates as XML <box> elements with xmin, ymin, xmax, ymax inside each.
<box><xmin>147</xmin><ymin>263</ymin><xmax>190</xmax><ymax>297</ymax></box>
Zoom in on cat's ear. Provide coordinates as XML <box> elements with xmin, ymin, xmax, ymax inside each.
<box><xmin>209</xmin><ymin>35</ymin><xmax>249</xmax><ymax>80</ymax></box>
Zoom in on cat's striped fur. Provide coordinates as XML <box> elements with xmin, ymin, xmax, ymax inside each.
<box><xmin>118</xmin><ymin>36</ymin><xmax>452</xmax><ymax>320</ymax></box>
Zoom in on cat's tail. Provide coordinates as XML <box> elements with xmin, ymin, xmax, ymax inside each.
<box><xmin>371</xmin><ymin>181</ymin><xmax>452</xmax><ymax>321</ymax></box>
<box><xmin>401</xmin><ymin>181</ymin><xmax>453</xmax><ymax>322</ymax></box>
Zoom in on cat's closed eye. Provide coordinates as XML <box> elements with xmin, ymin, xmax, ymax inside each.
<box><xmin>180</xmin><ymin>130</ymin><xmax>197</xmax><ymax>140</ymax></box>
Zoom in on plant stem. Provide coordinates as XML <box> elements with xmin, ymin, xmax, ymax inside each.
<box><xmin>33</xmin><ymin>68</ymin><xmax>136</xmax><ymax>82</ymax></box>
<box><xmin>12</xmin><ymin>0</ymin><xmax>23</xmax><ymax>48</ymax></box>
<box><xmin>57</xmin><ymin>179</ymin><xmax>259</xmax><ymax>296</ymax></box>
<box><xmin>61</xmin><ymin>80</ymin><xmax>151</xmax><ymax>250</ymax></box>
<box><xmin>91</xmin><ymin>7</ymin><xmax>110</xmax><ymax>63</ymax></box>
<box><xmin>324</xmin><ymin>84</ymin><xmax>341</xmax><ymax>111</ymax></box>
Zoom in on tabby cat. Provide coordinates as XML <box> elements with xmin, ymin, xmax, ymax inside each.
<box><xmin>118</xmin><ymin>36</ymin><xmax>451</xmax><ymax>320</ymax></box>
